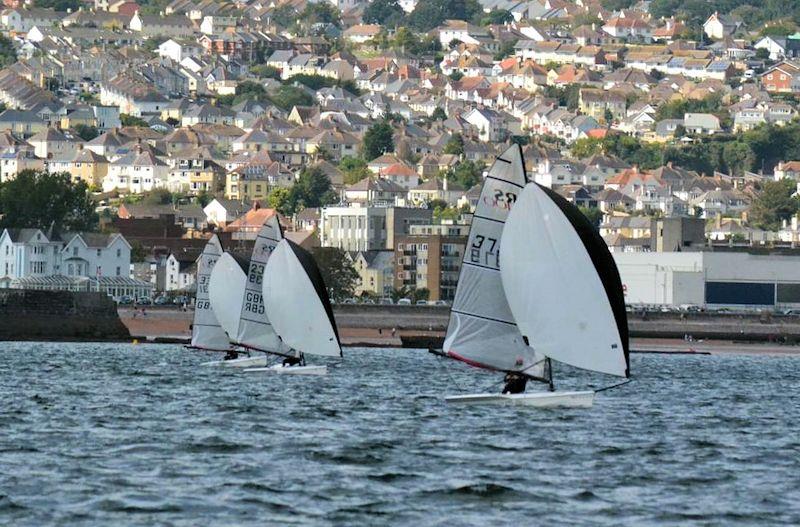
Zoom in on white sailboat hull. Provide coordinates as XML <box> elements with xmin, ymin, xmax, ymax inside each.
<box><xmin>242</xmin><ymin>364</ymin><xmax>328</xmax><ymax>376</ymax></box>
<box><xmin>201</xmin><ymin>356</ymin><xmax>268</xmax><ymax>368</ymax></box>
<box><xmin>445</xmin><ymin>390</ymin><xmax>595</xmax><ymax>408</ymax></box>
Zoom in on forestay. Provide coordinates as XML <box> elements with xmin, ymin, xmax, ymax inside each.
<box><xmin>443</xmin><ymin>144</ymin><xmax>544</xmax><ymax>375</ymax></box>
<box><xmin>262</xmin><ymin>239</ymin><xmax>342</xmax><ymax>358</ymax></box>
<box><xmin>500</xmin><ymin>183</ymin><xmax>629</xmax><ymax>378</ymax></box>
<box><xmin>190</xmin><ymin>235</ymin><xmax>231</xmax><ymax>351</ymax></box>
<box><xmin>234</xmin><ymin>216</ymin><xmax>288</xmax><ymax>353</ymax></box>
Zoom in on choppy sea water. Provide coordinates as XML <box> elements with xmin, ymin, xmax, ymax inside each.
<box><xmin>1</xmin><ymin>343</ymin><xmax>799</xmax><ymax>526</ymax></box>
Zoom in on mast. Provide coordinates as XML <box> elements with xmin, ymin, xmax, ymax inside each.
<box><xmin>441</xmin><ymin>144</ymin><xmax>546</xmax><ymax>379</ymax></box>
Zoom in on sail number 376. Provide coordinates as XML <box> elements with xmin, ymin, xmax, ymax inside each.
<box><xmin>470</xmin><ymin>234</ymin><xmax>499</xmax><ymax>268</ymax></box>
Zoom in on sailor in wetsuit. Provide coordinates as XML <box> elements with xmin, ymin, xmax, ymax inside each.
<box><xmin>502</xmin><ymin>372</ymin><xmax>528</xmax><ymax>394</ymax></box>
<box><xmin>282</xmin><ymin>354</ymin><xmax>302</xmax><ymax>367</ymax></box>
<box><xmin>223</xmin><ymin>349</ymin><xmax>239</xmax><ymax>361</ymax></box>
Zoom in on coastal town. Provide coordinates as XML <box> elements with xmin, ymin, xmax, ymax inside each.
<box><xmin>0</xmin><ymin>0</ymin><xmax>799</xmax><ymax>310</ymax></box>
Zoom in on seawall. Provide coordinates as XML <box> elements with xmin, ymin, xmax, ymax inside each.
<box><xmin>120</xmin><ymin>304</ymin><xmax>800</xmax><ymax>349</ymax></box>
<box><xmin>0</xmin><ymin>290</ymin><xmax>130</xmax><ymax>342</ymax></box>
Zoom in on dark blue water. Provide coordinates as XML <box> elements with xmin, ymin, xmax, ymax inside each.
<box><xmin>1</xmin><ymin>343</ymin><xmax>799</xmax><ymax>526</ymax></box>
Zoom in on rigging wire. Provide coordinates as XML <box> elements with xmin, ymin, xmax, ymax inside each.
<box><xmin>594</xmin><ymin>378</ymin><xmax>632</xmax><ymax>393</ymax></box>
<box><xmin>434</xmin><ymin>354</ymin><xmax>465</xmax><ymax>393</ymax></box>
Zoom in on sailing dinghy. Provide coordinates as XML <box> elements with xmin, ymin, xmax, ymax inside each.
<box><xmin>243</xmin><ymin>239</ymin><xmax>342</xmax><ymax>376</ymax></box>
<box><xmin>205</xmin><ymin>216</ymin><xmax>293</xmax><ymax>369</ymax></box>
<box><xmin>190</xmin><ymin>235</ymin><xmax>233</xmax><ymax>353</ymax></box>
<box><xmin>435</xmin><ymin>144</ymin><xmax>630</xmax><ymax>407</ymax></box>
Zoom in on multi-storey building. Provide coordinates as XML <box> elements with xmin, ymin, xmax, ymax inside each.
<box><xmin>0</xmin><ymin>229</ymin><xmax>132</xmax><ymax>281</ymax></box>
<box><xmin>319</xmin><ymin>206</ymin><xmax>432</xmax><ymax>252</ymax></box>
<box><xmin>393</xmin><ymin>223</ymin><xmax>469</xmax><ymax>301</ymax></box>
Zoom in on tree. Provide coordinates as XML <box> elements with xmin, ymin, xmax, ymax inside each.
<box><xmin>286</xmin><ymin>73</ymin><xmax>337</xmax><ymax>91</ymax></box>
<box><xmin>0</xmin><ymin>34</ymin><xmax>16</xmax><ymax>68</ymax></box>
<box><xmin>310</xmin><ymin>246</ymin><xmax>359</xmax><ymax>302</ymax></box>
<box><xmin>427</xmin><ymin>198</ymin><xmax>449</xmax><ymax>210</ymax></box>
<box><xmin>236</xmin><ymin>80</ymin><xmax>267</xmax><ymax>100</ymax></box>
<box><xmin>570</xmin><ymin>137</ymin><xmax>603</xmax><ymax>158</ymax></box>
<box><xmin>270</xmin><ymin>3</ymin><xmax>298</xmax><ymax>28</ymax></box>
<box><xmin>493</xmin><ymin>38</ymin><xmax>518</xmax><ymax>61</ymax></box>
<box><xmin>430</xmin><ymin>107</ymin><xmax>447</xmax><ymax>121</ymax></box>
<box><xmin>129</xmin><ymin>240</ymin><xmax>148</xmax><ymax>262</ymax></box>
<box><xmin>339</xmin><ymin>156</ymin><xmax>371</xmax><ymax>185</ymax></box>
<box><xmin>284</xmin><ymin>166</ymin><xmax>337</xmax><ymax>214</ymax></box>
<box><xmin>749</xmin><ymin>179</ymin><xmax>800</xmax><ymax>231</ymax></box>
<box><xmin>603</xmin><ymin>108</ymin><xmax>614</xmax><ymax>124</ymax></box>
<box><xmin>362</xmin><ymin>121</ymin><xmax>395</xmax><ymax>160</ymax></box>
<box><xmin>33</xmin><ymin>0</ymin><xmax>80</xmax><ymax>11</ymax></box>
<box><xmin>755</xmin><ymin>47</ymin><xmax>771</xmax><ymax>60</ymax></box>
<box><xmin>73</xmin><ymin>124</ymin><xmax>99</xmax><ymax>141</ymax></box>
<box><xmin>267</xmin><ymin>187</ymin><xmax>292</xmax><ymax>216</ymax></box>
<box><xmin>141</xmin><ymin>188</ymin><xmax>174</xmax><ymax>205</ymax></box>
<box><xmin>443</xmin><ymin>133</ymin><xmax>465</xmax><ymax>155</ymax></box>
<box><xmin>120</xmin><ymin>114</ymin><xmax>149</xmax><ymax>127</ymax></box>
<box><xmin>411</xmin><ymin>288</ymin><xmax>429</xmax><ymax>302</ymax></box>
<box><xmin>481</xmin><ymin>9</ymin><xmax>512</xmax><ymax>25</ymax></box>
<box><xmin>363</xmin><ymin>0</ymin><xmax>405</xmax><ymax>26</ymax></box>
<box><xmin>578</xmin><ymin>206</ymin><xmax>603</xmax><ymax>229</ymax></box>
<box><xmin>407</xmin><ymin>0</ymin><xmax>482</xmax><ymax>31</ymax></box>
<box><xmin>449</xmin><ymin>160</ymin><xmax>484</xmax><ymax>188</ymax></box>
<box><xmin>448</xmin><ymin>70</ymin><xmax>464</xmax><ymax>81</ymax></box>
<box><xmin>722</xmin><ymin>141</ymin><xmax>755</xmax><ymax>176</ymax></box>
<box><xmin>250</xmin><ymin>64</ymin><xmax>281</xmax><ymax>80</ymax></box>
<box><xmin>0</xmin><ymin>170</ymin><xmax>97</xmax><ymax>232</ymax></box>
<box><xmin>302</xmin><ymin>1</ymin><xmax>341</xmax><ymax>27</ymax></box>
<box><xmin>267</xmin><ymin>85</ymin><xmax>313</xmax><ymax>111</ymax></box>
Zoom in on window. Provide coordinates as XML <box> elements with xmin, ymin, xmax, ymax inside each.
<box><xmin>96</xmin><ymin>249</ymin><xmax>101</xmax><ymax>257</ymax></box>
<box><xmin>116</xmin><ymin>248</ymin><xmax>121</xmax><ymax>258</ymax></box>
<box><xmin>73</xmin><ymin>246</ymin><xmax>78</xmax><ymax>256</ymax></box>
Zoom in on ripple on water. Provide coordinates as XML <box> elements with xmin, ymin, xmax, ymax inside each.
<box><xmin>0</xmin><ymin>343</ymin><xmax>799</xmax><ymax>526</ymax></box>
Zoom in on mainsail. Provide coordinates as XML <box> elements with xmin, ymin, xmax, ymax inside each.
<box><xmin>500</xmin><ymin>182</ymin><xmax>630</xmax><ymax>378</ymax></box>
<box><xmin>442</xmin><ymin>144</ymin><xmax>544</xmax><ymax>375</ymax></box>
<box><xmin>262</xmin><ymin>239</ymin><xmax>342</xmax><ymax>358</ymax></box>
<box><xmin>207</xmin><ymin>216</ymin><xmax>290</xmax><ymax>354</ymax></box>
<box><xmin>234</xmin><ymin>215</ymin><xmax>287</xmax><ymax>352</ymax></box>
<box><xmin>190</xmin><ymin>235</ymin><xmax>231</xmax><ymax>351</ymax></box>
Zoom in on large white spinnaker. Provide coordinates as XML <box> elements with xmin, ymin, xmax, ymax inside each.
<box><xmin>262</xmin><ymin>239</ymin><xmax>342</xmax><ymax>358</ymax></box>
<box><xmin>500</xmin><ymin>183</ymin><xmax>629</xmax><ymax>378</ymax></box>
<box><xmin>234</xmin><ymin>215</ymin><xmax>288</xmax><ymax>353</ymax></box>
<box><xmin>442</xmin><ymin>144</ymin><xmax>544</xmax><ymax>375</ymax></box>
<box><xmin>190</xmin><ymin>235</ymin><xmax>231</xmax><ymax>351</ymax></box>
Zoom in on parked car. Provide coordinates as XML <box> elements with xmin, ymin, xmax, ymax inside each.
<box><xmin>118</xmin><ymin>295</ymin><xmax>134</xmax><ymax>305</ymax></box>
<box><xmin>379</xmin><ymin>297</ymin><xmax>394</xmax><ymax>305</ymax></box>
<box><xmin>433</xmin><ymin>300</ymin><xmax>449</xmax><ymax>306</ymax></box>
<box><xmin>172</xmin><ymin>296</ymin><xmax>189</xmax><ymax>306</ymax></box>
<box><xmin>415</xmin><ymin>300</ymin><xmax>427</xmax><ymax>305</ymax></box>
<box><xmin>154</xmin><ymin>296</ymin><xmax>171</xmax><ymax>305</ymax></box>
<box><xmin>397</xmin><ymin>298</ymin><xmax>412</xmax><ymax>305</ymax></box>
<box><xmin>136</xmin><ymin>297</ymin><xmax>152</xmax><ymax>305</ymax></box>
